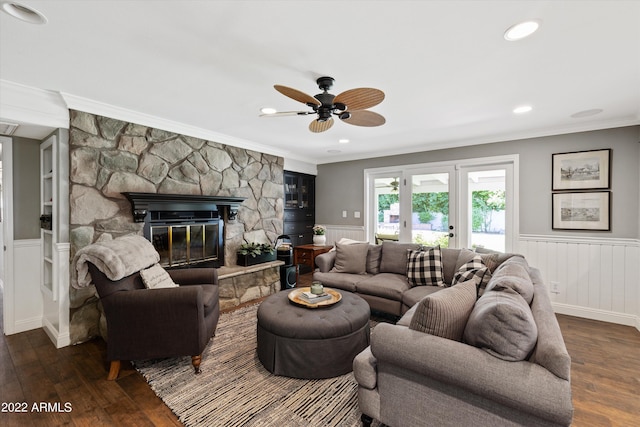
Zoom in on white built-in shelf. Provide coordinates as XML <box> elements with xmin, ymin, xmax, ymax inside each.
<box><xmin>41</xmin><ymin>136</ymin><xmax>57</xmax><ymax>301</ymax></box>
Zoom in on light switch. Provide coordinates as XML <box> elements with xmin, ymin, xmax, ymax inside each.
<box><xmin>342</xmin><ymin>210</ymin><xmax>347</xmax><ymax>218</ymax></box>
<box><xmin>354</xmin><ymin>211</ymin><xmax>361</xmax><ymax>218</ymax></box>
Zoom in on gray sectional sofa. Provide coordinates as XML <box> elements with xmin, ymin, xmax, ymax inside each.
<box><xmin>313</xmin><ymin>241</ymin><xmax>573</xmax><ymax>426</ymax></box>
<box><xmin>314</xmin><ymin>241</ymin><xmax>514</xmax><ymax>317</ymax></box>
<box><xmin>314</xmin><ymin>241</ymin><xmax>430</xmax><ymax>316</ymax></box>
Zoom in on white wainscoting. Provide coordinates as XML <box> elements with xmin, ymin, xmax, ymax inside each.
<box><xmin>324</xmin><ymin>225</ymin><xmax>366</xmax><ymax>245</ymax></box>
<box><xmin>11</xmin><ymin>239</ymin><xmax>43</xmax><ymax>334</ymax></box>
<box><xmin>324</xmin><ymin>228</ymin><xmax>640</xmax><ymax>330</ymax></box>
<box><xmin>43</xmin><ymin>242</ymin><xmax>71</xmax><ymax>348</ymax></box>
<box><xmin>518</xmin><ymin>235</ymin><xmax>640</xmax><ymax>330</ymax></box>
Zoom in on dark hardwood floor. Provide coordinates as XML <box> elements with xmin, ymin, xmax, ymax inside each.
<box><xmin>1</xmin><ymin>275</ymin><xmax>639</xmax><ymax>426</ymax></box>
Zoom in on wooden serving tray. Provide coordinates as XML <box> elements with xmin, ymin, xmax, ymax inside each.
<box><xmin>288</xmin><ymin>287</ymin><xmax>342</xmax><ymax>308</ymax></box>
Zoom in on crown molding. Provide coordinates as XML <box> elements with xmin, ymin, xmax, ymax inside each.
<box><xmin>60</xmin><ymin>92</ymin><xmax>308</xmax><ymax>162</ymax></box>
<box><xmin>0</xmin><ymin>79</ymin><xmax>314</xmax><ymax>163</ymax></box>
<box><xmin>318</xmin><ymin>117</ymin><xmax>640</xmax><ymax>164</ymax></box>
<box><xmin>0</xmin><ymin>80</ymin><xmax>69</xmax><ymax>129</ymax></box>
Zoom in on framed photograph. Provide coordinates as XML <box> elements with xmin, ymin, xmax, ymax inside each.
<box><xmin>552</xmin><ymin>192</ymin><xmax>611</xmax><ymax>231</ymax></box>
<box><xmin>552</xmin><ymin>149</ymin><xmax>611</xmax><ymax>190</ymax></box>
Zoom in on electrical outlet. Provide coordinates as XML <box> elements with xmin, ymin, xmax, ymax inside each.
<box><xmin>342</xmin><ymin>210</ymin><xmax>347</xmax><ymax>218</ymax></box>
<box><xmin>550</xmin><ymin>281</ymin><xmax>560</xmax><ymax>294</ymax></box>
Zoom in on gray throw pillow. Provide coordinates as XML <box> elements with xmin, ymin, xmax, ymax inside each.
<box><xmin>379</xmin><ymin>241</ymin><xmax>420</xmax><ymax>274</ymax></box>
<box><xmin>485</xmin><ymin>261</ymin><xmax>534</xmax><ymax>304</ymax></box>
<box><xmin>366</xmin><ymin>244</ymin><xmax>383</xmax><ymax>274</ymax></box>
<box><xmin>409</xmin><ymin>279</ymin><xmax>477</xmax><ymax>341</ymax></box>
<box><xmin>454</xmin><ymin>248</ymin><xmax>477</xmax><ymax>272</ymax></box>
<box><xmin>331</xmin><ymin>238</ymin><xmax>382</xmax><ymax>274</ymax></box>
<box><xmin>463</xmin><ymin>288</ymin><xmax>538</xmax><ymax>361</ymax></box>
<box><xmin>331</xmin><ymin>242</ymin><xmax>369</xmax><ymax>274</ymax></box>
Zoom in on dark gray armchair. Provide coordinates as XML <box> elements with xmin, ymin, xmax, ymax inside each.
<box><xmin>88</xmin><ymin>263</ymin><xmax>220</xmax><ymax>380</ymax></box>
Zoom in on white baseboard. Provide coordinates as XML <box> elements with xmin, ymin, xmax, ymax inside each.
<box><xmin>43</xmin><ymin>318</ymin><xmax>71</xmax><ymax>349</ymax></box>
<box><xmin>13</xmin><ymin>315</ymin><xmax>43</xmax><ymax>334</ymax></box>
<box><xmin>552</xmin><ymin>302</ymin><xmax>640</xmax><ymax>332</ymax></box>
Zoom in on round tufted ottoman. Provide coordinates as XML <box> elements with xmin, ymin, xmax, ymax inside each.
<box><xmin>257</xmin><ymin>288</ymin><xmax>371</xmax><ymax>379</ymax></box>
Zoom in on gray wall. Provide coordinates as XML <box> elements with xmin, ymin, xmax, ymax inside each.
<box><xmin>316</xmin><ymin>126</ymin><xmax>640</xmax><ymax>239</ymax></box>
<box><xmin>12</xmin><ymin>136</ymin><xmax>41</xmax><ymax>240</ymax></box>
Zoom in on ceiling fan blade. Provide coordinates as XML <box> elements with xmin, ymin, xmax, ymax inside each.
<box><xmin>334</xmin><ymin>88</ymin><xmax>385</xmax><ymax>111</ymax></box>
<box><xmin>274</xmin><ymin>85</ymin><xmax>321</xmax><ymax>106</ymax></box>
<box><xmin>260</xmin><ymin>111</ymin><xmax>313</xmax><ymax>117</ymax></box>
<box><xmin>341</xmin><ymin>110</ymin><xmax>386</xmax><ymax>127</ymax></box>
<box><xmin>309</xmin><ymin>118</ymin><xmax>334</xmax><ymax>133</ymax></box>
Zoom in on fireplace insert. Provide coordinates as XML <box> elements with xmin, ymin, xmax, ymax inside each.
<box><xmin>148</xmin><ymin>210</ymin><xmax>222</xmax><ymax>268</ymax></box>
<box><xmin>123</xmin><ymin>192</ymin><xmax>245</xmax><ymax>268</ymax></box>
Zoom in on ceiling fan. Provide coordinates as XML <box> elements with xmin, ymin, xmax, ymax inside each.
<box><xmin>264</xmin><ymin>76</ymin><xmax>386</xmax><ymax>133</ymax></box>
<box><xmin>376</xmin><ymin>177</ymin><xmax>400</xmax><ymax>192</ymax></box>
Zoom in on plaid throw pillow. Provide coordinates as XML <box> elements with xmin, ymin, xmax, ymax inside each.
<box><xmin>452</xmin><ymin>255</ymin><xmax>491</xmax><ymax>292</ymax></box>
<box><xmin>407</xmin><ymin>246</ymin><xmax>445</xmax><ymax>287</ymax></box>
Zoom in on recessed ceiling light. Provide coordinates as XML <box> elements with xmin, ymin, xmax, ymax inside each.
<box><xmin>504</xmin><ymin>20</ymin><xmax>540</xmax><ymax>41</ymax></box>
<box><xmin>260</xmin><ymin>107</ymin><xmax>277</xmax><ymax>115</ymax></box>
<box><xmin>327</xmin><ymin>149</ymin><xmax>341</xmax><ymax>154</ymax></box>
<box><xmin>338</xmin><ymin>139</ymin><xmax>350</xmax><ymax>144</ymax></box>
<box><xmin>570</xmin><ymin>108</ymin><xmax>603</xmax><ymax>118</ymax></box>
<box><xmin>513</xmin><ymin>105</ymin><xmax>533</xmax><ymax>114</ymax></box>
<box><xmin>1</xmin><ymin>1</ymin><xmax>48</xmax><ymax>24</ymax></box>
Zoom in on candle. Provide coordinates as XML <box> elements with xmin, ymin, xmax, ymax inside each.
<box><xmin>310</xmin><ymin>282</ymin><xmax>324</xmax><ymax>295</ymax></box>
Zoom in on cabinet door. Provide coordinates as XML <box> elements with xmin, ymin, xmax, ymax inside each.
<box><xmin>299</xmin><ymin>175</ymin><xmax>315</xmax><ymax>209</ymax></box>
<box><xmin>284</xmin><ymin>173</ymin><xmax>299</xmax><ymax>209</ymax></box>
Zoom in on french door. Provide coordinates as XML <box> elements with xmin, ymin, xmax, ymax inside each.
<box><xmin>366</xmin><ymin>156</ymin><xmax>516</xmax><ymax>251</ymax></box>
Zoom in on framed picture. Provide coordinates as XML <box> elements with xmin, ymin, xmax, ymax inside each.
<box><xmin>552</xmin><ymin>192</ymin><xmax>611</xmax><ymax>231</ymax></box>
<box><xmin>552</xmin><ymin>149</ymin><xmax>611</xmax><ymax>190</ymax></box>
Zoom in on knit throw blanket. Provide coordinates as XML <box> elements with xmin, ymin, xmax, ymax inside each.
<box><xmin>72</xmin><ymin>235</ymin><xmax>160</xmax><ymax>289</ymax></box>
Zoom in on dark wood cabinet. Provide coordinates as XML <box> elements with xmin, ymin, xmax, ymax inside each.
<box><xmin>283</xmin><ymin>171</ymin><xmax>315</xmax><ymax>247</ymax></box>
<box><xmin>293</xmin><ymin>244</ymin><xmax>334</xmax><ymax>283</ymax></box>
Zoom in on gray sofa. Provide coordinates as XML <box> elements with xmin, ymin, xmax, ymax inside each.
<box><xmin>314</xmin><ymin>241</ymin><xmax>514</xmax><ymax>317</ymax></box>
<box><xmin>314</xmin><ymin>242</ymin><xmax>429</xmax><ymax>317</ymax></box>
<box><xmin>314</xmin><ymin>241</ymin><xmax>573</xmax><ymax>426</ymax></box>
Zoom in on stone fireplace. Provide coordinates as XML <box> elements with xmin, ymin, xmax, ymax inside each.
<box><xmin>68</xmin><ymin>110</ymin><xmax>284</xmax><ymax>344</ymax></box>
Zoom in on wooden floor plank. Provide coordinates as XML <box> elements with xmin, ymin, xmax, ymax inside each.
<box><xmin>1</xmin><ymin>274</ymin><xmax>639</xmax><ymax>426</ymax></box>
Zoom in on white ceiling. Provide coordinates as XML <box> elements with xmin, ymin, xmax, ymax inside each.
<box><xmin>1</xmin><ymin>0</ymin><xmax>639</xmax><ymax>165</ymax></box>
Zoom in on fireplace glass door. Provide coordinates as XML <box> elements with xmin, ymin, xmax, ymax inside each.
<box><xmin>150</xmin><ymin>223</ymin><xmax>219</xmax><ymax>267</ymax></box>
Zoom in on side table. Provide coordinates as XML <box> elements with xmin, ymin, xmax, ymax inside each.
<box><xmin>293</xmin><ymin>244</ymin><xmax>333</xmax><ymax>284</ymax></box>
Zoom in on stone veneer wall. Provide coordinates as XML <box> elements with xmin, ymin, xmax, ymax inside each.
<box><xmin>218</xmin><ymin>263</ymin><xmax>282</xmax><ymax>311</ymax></box>
<box><xmin>68</xmin><ymin>110</ymin><xmax>284</xmax><ymax>343</ymax></box>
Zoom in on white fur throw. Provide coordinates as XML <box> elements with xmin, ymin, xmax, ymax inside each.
<box><xmin>72</xmin><ymin>235</ymin><xmax>160</xmax><ymax>289</ymax></box>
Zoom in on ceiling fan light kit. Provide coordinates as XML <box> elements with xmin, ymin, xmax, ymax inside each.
<box><xmin>270</xmin><ymin>76</ymin><xmax>386</xmax><ymax>132</ymax></box>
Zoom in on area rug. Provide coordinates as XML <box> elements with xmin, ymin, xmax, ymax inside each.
<box><xmin>135</xmin><ymin>304</ymin><xmax>381</xmax><ymax>427</ymax></box>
